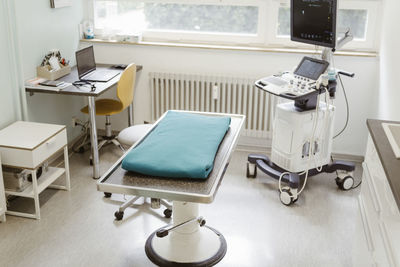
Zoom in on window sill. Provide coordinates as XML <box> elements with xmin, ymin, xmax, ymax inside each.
<box><xmin>80</xmin><ymin>38</ymin><xmax>378</xmax><ymax>58</ymax></box>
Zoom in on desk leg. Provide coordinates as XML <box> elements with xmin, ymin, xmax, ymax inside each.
<box><xmin>88</xmin><ymin>96</ymin><xmax>100</xmax><ymax>179</ymax></box>
<box><xmin>32</xmin><ymin>170</ymin><xmax>40</xmax><ymax>220</ymax></box>
<box><xmin>64</xmin><ymin>146</ymin><xmax>71</xmax><ymax>190</ymax></box>
<box><xmin>128</xmin><ymin>104</ymin><xmax>133</xmax><ymax>127</ymax></box>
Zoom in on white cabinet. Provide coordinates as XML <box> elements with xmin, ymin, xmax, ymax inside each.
<box><xmin>0</xmin><ymin>155</ymin><xmax>6</xmax><ymax>222</ymax></box>
<box><xmin>354</xmin><ymin>134</ymin><xmax>400</xmax><ymax>267</ymax></box>
<box><xmin>0</xmin><ymin>121</ymin><xmax>71</xmax><ymax>219</ymax></box>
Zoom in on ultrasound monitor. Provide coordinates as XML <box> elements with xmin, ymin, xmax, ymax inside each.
<box><xmin>294</xmin><ymin>57</ymin><xmax>329</xmax><ymax>80</ymax></box>
<box><xmin>291</xmin><ymin>0</ymin><xmax>337</xmax><ymax>48</ymax></box>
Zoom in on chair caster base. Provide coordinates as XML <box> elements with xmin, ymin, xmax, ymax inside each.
<box><xmin>115</xmin><ymin>211</ymin><xmax>124</xmax><ymax>221</ymax></box>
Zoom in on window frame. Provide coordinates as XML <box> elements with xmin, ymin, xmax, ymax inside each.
<box><xmin>88</xmin><ymin>0</ymin><xmax>381</xmax><ymax>51</ymax></box>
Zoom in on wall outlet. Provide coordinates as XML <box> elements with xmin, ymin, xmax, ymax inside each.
<box><xmin>212</xmin><ymin>84</ymin><xmax>219</xmax><ymax>100</ymax></box>
<box><xmin>71</xmin><ymin>117</ymin><xmax>77</xmax><ymax>128</ymax></box>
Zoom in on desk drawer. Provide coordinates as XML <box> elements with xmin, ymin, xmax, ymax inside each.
<box><xmin>32</xmin><ymin>129</ymin><xmax>67</xmax><ymax>168</ymax></box>
<box><xmin>365</xmin><ymin>135</ymin><xmax>386</xmax><ymax>182</ymax></box>
<box><xmin>0</xmin><ymin>129</ymin><xmax>67</xmax><ymax>169</ymax></box>
<box><xmin>364</xmin><ymin>149</ymin><xmax>400</xmax><ymax>220</ymax></box>
<box><xmin>360</xmin><ymin>181</ymin><xmax>392</xmax><ymax>267</ymax></box>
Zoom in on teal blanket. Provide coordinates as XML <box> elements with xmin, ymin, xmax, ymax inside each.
<box><xmin>121</xmin><ymin>111</ymin><xmax>231</xmax><ymax>179</ymax></box>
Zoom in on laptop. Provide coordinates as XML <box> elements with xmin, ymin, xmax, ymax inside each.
<box><xmin>75</xmin><ymin>46</ymin><xmax>120</xmax><ymax>82</ymax></box>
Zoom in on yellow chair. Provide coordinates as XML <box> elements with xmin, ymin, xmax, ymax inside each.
<box><xmin>81</xmin><ymin>63</ymin><xmax>137</xmax><ymax>159</ymax></box>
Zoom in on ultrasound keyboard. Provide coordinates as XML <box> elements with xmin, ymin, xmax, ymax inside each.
<box><xmin>255</xmin><ymin>73</ymin><xmax>317</xmax><ymax>98</ymax></box>
<box><xmin>255</xmin><ymin>56</ymin><xmax>329</xmax><ymax>100</ymax></box>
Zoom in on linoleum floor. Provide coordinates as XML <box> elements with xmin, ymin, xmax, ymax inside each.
<box><xmin>0</xmin><ymin>146</ymin><xmax>361</xmax><ymax>267</ymax></box>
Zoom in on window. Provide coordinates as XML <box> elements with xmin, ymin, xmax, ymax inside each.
<box><xmin>93</xmin><ymin>0</ymin><xmax>267</xmax><ymax>44</ymax></box>
<box><xmin>142</xmin><ymin>4</ymin><xmax>258</xmax><ymax>34</ymax></box>
<box><xmin>337</xmin><ymin>9</ymin><xmax>367</xmax><ymax>40</ymax></box>
<box><xmin>90</xmin><ymin>0</ymin><xmax>380</xmax><ymax>50</ymax></box>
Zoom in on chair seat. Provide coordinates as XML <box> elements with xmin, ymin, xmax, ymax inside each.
<box><xmin>81</xmin><ymin>99</ymin><xmax>124</xmax><ymax>116</ymax></box>
<box><xmin>118</xmin><ymin>124</ymin><xmax>153</xmax><ymax>146</ymax></box>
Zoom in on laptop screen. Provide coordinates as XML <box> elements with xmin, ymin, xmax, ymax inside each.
<box><xmin>76</xmin><ymin>46</ymin><xmax>96</xmax><ymax>79</ymax></box>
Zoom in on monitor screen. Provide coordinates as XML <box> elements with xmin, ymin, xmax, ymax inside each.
<box><xmin>291</xmin><ymin>0</ymin><xmax>337</xmax><ymax>48</ymax></box>
<box><xmin>76</xmin><ymin>46</ymin><xmax>96</xmax><ymax>79</ymax></box>
<box><xmin>294</xmin><ymin>57</ymin><xmax>329</xmax><ymax>80</ymax></box>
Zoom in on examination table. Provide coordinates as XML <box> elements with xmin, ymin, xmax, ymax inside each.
<box><xmin>97</xmin><ymin>110</ymin><xmax>245</xmax><ymax>266</ymax></box>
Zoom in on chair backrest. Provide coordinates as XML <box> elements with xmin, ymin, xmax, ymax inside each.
<box><xmin>116</xmin><ymin>63</ymin><xmax>137</xmax><ymax>111</ymax></box>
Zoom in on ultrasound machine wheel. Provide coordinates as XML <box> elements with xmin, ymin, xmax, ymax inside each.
<box><xmin>246</xmin><ymin>162</ymin><xmax>257</xmax><ymax>178</ymax></box>
<box><xmin>280</xmin><ymin>188</ymin><xmax>294</xmax><ymax>206</ymax></box>
<box><xmin>336</xmin><ymin>176</ymin><xmax>354</xmax><ymax>191</ymax></box>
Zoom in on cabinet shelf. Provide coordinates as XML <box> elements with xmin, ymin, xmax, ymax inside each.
<box><xmin>5</xmin><ymin>167</ymin><xmax>65</xmax><ymax>198</ymax></box>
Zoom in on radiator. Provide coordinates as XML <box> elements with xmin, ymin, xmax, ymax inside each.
<box><xmin>149</xmin><ymin>72</ymin><xmax>277</xmax><ymax>138</ymax></box>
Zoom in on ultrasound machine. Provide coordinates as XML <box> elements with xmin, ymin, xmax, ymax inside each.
<box><xmin>247</xmin><ymin>0</ymin><xmax>357</xmax><ymax>205</ymax></box>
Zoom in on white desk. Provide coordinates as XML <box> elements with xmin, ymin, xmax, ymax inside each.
<box><xmin>25</xmin><ymin>64</ymin><xmax>143</xmax><ymax>179</ymax></box>
<box><xmin>0</xmin><ymin>121</ymin><xmax>71</xmax><ymax>219</ymax></box>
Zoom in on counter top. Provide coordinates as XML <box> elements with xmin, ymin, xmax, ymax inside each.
<box><xmin>367</xmin><ymin>119</ymin><xmax>400</xmax><ymax>210</ymax></box>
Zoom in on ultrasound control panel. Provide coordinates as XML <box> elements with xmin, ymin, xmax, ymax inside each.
<box><xmin>255</xmin><ymin>57</ymin><xmax>329</xmax><ymax>100</ymax></box>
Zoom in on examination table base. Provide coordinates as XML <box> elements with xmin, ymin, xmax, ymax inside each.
<box><xmin>145</xmin><ymin>201</ymin><xmax>227</xmax><ymax>266</ymax></box>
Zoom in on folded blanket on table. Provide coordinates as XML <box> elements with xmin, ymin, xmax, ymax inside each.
<box><xmin>121</xmin><ymin>111</ymin><xmax>231</xmax><ymax>179</ymax></box>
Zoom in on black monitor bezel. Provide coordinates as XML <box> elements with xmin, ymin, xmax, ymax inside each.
<box><xmin>294</xmin><ymin>56</ymin><xmax>330</xmax><ymax>80</ymax></box>
<box><xmin>290</xmin><ymin>0</ymin><xmax>337</xmax><ymax>48</ymax></box>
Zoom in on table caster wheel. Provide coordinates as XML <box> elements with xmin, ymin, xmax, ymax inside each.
<box><xmin>163</xmin><ymin>208</ymin><xmax>172</xmax><ymax>218</ymax></box>
<box><xmin>115</xmin><ymin>211</ymin><xmax>124</xmax><ymax>220</ymax></box>
<box><xmin>104</xmin><ymin>192</ymin><xmax>112</xmax><ymax>198</ymax></box>
<box><xmin>246</xmin><ymin>162</ymin><xmax>257</xmax><ymax>178</ymax></box>
<box><xmin>336</xmin><ymin>176</ymin><xmax>354</xmax><ymax>191</ymax></box>
<box><xmin>280</xmin><ymin>188</ymin><xmax>294</xmax><ymax>206</ymax></box>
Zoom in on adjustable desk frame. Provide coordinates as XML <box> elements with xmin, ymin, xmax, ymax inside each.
<box><xmin>25</xmin><ymin>64</ymin><xmax>143</xmax><ymax>179</ymax></box>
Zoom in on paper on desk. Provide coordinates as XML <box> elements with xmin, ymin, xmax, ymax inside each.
<box><xmin>25</xmin><ymin>77</ymin><xmax>71</xmax><ymax>91</ymax></box>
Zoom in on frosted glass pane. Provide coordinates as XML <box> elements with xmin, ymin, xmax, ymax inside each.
<box><xmin>338</xmin><ymin>9</ymin><xmax>367</xmax><ymax>39</ymax></box>
<box><xmin>94</xmin><ymin>1</ymin><xmax>258</xmax><ymax>34</ymax></box>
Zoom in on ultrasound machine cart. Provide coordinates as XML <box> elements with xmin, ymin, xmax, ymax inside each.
<box><xmin>246</xmin><ymin>56</ymin><xmax>356</xmax><ymax>206</ymax></box>
<box><xmin>246</xmin><ymin>0</ymin><xmax>358</xmax><ymax>206</ymax></box>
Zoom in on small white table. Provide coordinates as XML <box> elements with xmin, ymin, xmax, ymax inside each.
<box><xmin>0</xmin><ymin>121</ymin><xmax>70</xmax><ymax>219</ymax></box>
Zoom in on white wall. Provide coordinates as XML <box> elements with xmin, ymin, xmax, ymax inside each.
<box><xmin>0</xmin><ymin>1</ymin><xmax>21</xmax><ymax>128</ymax></box>
<box><xmin>378</xmin><ymin>0</ymin><xmax>400</xmax><ymax>120</ymax></box>
<box><xmin>91</xmin><ymin>43</ymin><xmax>378</xmax><ymax>156</ymax></box>
<box><xmin>13</xmin><ymin>0</ymin><xmax>85</xmax><ymax>141</ymax></box>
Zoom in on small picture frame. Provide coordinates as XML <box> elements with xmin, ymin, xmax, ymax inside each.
<box><xmin>50</xmin><ymin>0</ymin><xmax>72</xmax><ymax>8</ymax></box>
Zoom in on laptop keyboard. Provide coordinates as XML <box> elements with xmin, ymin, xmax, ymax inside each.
<box><xmin>83</xmin><ymin>69</ymin><xmax>119</xmax><ymax>82</ymax></box>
